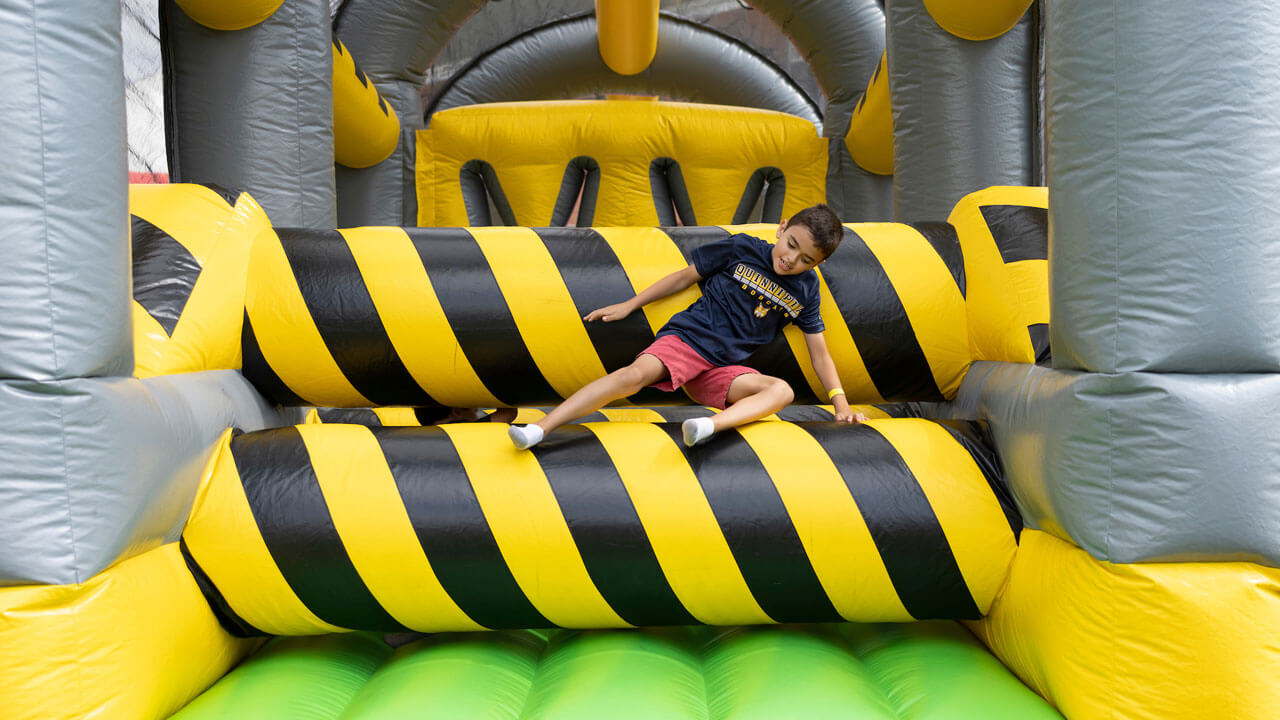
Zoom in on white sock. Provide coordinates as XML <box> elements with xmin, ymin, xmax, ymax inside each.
<box><xmin>508</xmin><ymin>424</ymin><xmax>544</xmax><ymax>449</ymax></box>
<box><xmin>682</xmin><ymin>417</ymin><xmax>716</xmax><ymax>447</ymax></box>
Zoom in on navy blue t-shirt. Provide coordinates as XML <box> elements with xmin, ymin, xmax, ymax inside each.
<box><xmin>657</xmin><ymin>233</ymin><xmax>824</xmax><ymax>366</ymax></box>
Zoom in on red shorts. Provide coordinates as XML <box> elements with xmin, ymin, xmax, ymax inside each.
<box><xmin>639</xmin><ymin>335</ymin><xmax>759</xmax><ymax>409</ymax></box>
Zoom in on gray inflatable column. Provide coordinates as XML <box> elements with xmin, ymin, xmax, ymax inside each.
<box><xmin>1049</xmin><ymin>1</ymin><xmax>1280</xmax><ymax>373</ymax></box>
<box><xmin>166</xmin><ymin>0</ymin><xmax>335</xmax><ymax>228</ymax></box>
<box><xmin>952</xmin><ymin>1</ymin><xmax>1280</xmax><ymax>566</ymax></box>
<box><xmin>1</xmin><ymin>0</ymin><xmax>130</xmax><ymax>380</ymax></box>
<box><xmin>884</xmin><ymin>0</ymin><xmax>1036</xmax><ymax>220</ymax></box>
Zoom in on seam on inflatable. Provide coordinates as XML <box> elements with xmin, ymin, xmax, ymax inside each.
<box><xmin>31</xmin><ymin>2</ymin><xmax>82</xmax><ymax>582</ymax></box>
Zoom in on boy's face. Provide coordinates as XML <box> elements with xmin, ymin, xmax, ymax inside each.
<box><xmin>772</xmin><ymin>220</ymin><xmax>825</xmax><ymax>275</ymax></box>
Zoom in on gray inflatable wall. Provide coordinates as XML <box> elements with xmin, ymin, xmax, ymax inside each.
<box><xmin>950</xmin><ymin>1</ymin><xmax>1280</xmax><ymax>566</ymax></box>
<box><xmin>884</xmin><ymin>0</ymin><xmax>1037</xmax><ymax>221</ymax></box>
<box><xmin>0</xmin><ymin>0</ymin><xmax>296</xmax><ymax>585</ymax></box>
<box><xmin>165</xmin><ymin>0</ymin><xmax>336</xmax><ymax>229</ymax></box>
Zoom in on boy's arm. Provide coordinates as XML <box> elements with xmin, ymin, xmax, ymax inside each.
<box><xmin>584</xmin><ymin>264</ymin><xmax>703</xmax><ymax>322</ymax></box>
<box><xmin>803</xmin><ymin>331</ymin><xmax>865</xmax><ymax>424</ymax></box>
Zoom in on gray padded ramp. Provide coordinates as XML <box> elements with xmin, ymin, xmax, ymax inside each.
<box><xmin>952</xmin><ymin>361</ymin><xmax>1280</xmax><ymax>567</ymax></box>
<box><xmin>1046</xmin><ymin>2</ymin><xmax>1280</xmax><ymax>374</ymax></box>
<box><xmin>885</xmin><ymin>0</ymin><xmax>1036</xmax><ymax>221</ymax></box>
<box><xmin>0</xmin><ymin>0</ymin><xmax>131</xmax><ymax>380</ymax></box>
<box><xmin>0</xmin><ymin>371</ymin><xmax>297</xmax><ymax>585</ymax></box>
<box><xmin>165</xmin><ymin>0</ymin><xmax>335</xmax><ymax>229</ymax></box>
<box><xmin>426</xmin><ymin>16</ymin><xmax>820</xmax><ymax>124</ymax></box>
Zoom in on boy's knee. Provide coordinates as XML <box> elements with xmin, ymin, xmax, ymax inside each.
<box><xmin>771</xmin><ymin>377</ymin><xmax>795</xmax><ymax>405</ymax></box>
<box><xmin>614</xmin><ymin>364</ymin><xmax>652</xmax><ymax>394</ymax></box>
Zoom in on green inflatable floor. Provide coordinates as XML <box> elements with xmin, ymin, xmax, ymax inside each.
<box><xmin>171</xmin><ymin>622</ymin><xmax>1061</xmax><ymax>719</ymax></box>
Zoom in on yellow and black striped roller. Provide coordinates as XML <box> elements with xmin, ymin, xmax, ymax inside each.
<box><xmin>181</xmin><ymin>418</ymin><xmax>1021</xmax><ymax>635</ymax></box>
<box><xmin>131</xmin><ymin>183</ymin><xmax>269</xmax><ymax>378</ymax></box>
<box><xmin>951</xmin><ymin>186</ymin><xmax>1049</xmax><ymax>364</ymax></box>
<box><xmin>241</xmin><ymin>222</ymin><xmax>975</xmax><ymax>408</ymax></box>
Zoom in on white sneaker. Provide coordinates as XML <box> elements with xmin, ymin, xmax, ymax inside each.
<box><xmin>508</xmin><ymin>424</ymin><xmax>544</xmax><ymax>450</ymax></box>
<box><xmin>682</xmin><ymin>417</ymin><xmax>716</xmax><ymax>447</ymax></box>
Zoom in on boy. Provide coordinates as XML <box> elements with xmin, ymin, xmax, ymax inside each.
<box><xmin>508</xmin><ymin>203</ymin><xmax>862</xmax><ymax>449</ymax></box>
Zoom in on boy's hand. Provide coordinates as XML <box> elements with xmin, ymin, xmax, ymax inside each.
<box><xmin>832</xmin><ymin>396</ymin><xmax>865</xmax><ymax>424</ymax></box>
<box><xmin>584</xmin><ymin>301</ymin><xmax>635</xmax><ymax>322</ymax></box>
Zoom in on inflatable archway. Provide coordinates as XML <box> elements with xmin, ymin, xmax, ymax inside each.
<box><xmin>4</xmin><ymin>2</ymin><xmax>1280</xmax><ymax>719</ymax></box>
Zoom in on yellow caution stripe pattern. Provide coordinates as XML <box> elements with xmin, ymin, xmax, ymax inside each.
<box><xmin>182</xmin><ymin>418</ymin><xmax>1020</xmax><ymax>634</ymax></box>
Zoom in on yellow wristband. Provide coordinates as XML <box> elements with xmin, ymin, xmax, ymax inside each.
<box><xmin>827</xmin><ymin>388</ymin><xmax>845</xmax><ymax>400</ymax></box>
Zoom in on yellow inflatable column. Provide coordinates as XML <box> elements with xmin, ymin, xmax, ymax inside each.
<box><xmin>595</xmin><ymin>0</ymin><xmax>660</xmax><ymax>75</ymax></box>
<box><xmin>974</xmin><ymin>530</ymin><xmax>1280</xmax><ymax>720</ymax></box>
<box><xmin>332</xmin><ymin>38</ymin><xmax>401</xmax><ymax>169</ymax></box>
<box><xmin>0</xmin><ymin>544</ymin><xmax>255</xmax><ymax>720</ymax></box>
<box><xmin>130</xmin><ymin>183</ymin><xmax>270</xmax><ymax>378</ymax></box>
<box><xmin>846</xmin><ymin>52</ymin><xmax>894</xmax><ymax>176</ymax></box>
<box><xmin>921</xmin><ymin>0</ymin><xmax>1034</xmax><ymax>41</ymax></box>
<box><xmin>174</xmin><ymin>0</ymin><xmax>284</xmax><ymax>31</ymax></box>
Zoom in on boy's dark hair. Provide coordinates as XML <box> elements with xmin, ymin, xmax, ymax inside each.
<box><xmin>788</xmin><ymin>203</ymin><xmax>843</xmax><ymax>258</ymax></box>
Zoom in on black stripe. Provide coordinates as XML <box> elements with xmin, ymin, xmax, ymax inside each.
<box><xmin>535</xmin><ymin>228</ymin><xmax>669</xmax><ymax>406</ymax></box>
<box><xmin>870</xmin><ymin>402</ymin><xmax>927</xmax><ymax>419</ymax></box>
<box><xmin>199</xmin><ymin>182</ymin><xmax>242</xmax><ymax>207</ymax></box>
<box><xmin>532</xmin><ymin>426</ymin><xmax>697</xmax><ymax>626</ymax></box>
<box><xmin>234</xmin><ymin>427</ymin><xmax>408</xmax><ymax>631</ymax></box>
<box><xmin>935</xmin><ymin>420</ymin><xmax>1022</xmax><ymax>540</ymax></box>
<box><xmin>575</xmin><ymin>411</ymin><xmax>610</xmax><ymax>423</ymax></box>
<box><xmin>800</xmin><ymin>423</ymin><xmax>980</xmax><ymax>620</ymax></box>
<box><xmin>179</xmin><ymin>537</ymin><xmax>265</xmax><ymax>637</ymax></box>
<box><xmin>775</xmin><ymin>405</ymin><xmax>835</xmax><ymax>422</ymax></box>
<box><xmin>276</xmin><ymin>229</ymin><xmax>441</xmax><ymax>408</ymax></box>
<box><xmin>1028</xmin><ymin>323</ymin><xmax>1051</xmax><ymax>364</ymax></box>
<box><xmin>662</xmin><ymin>425</ymin><xmax>842</xmax><ymax>623</ymax></box>
<box><xmin>661</xmin><ymin>227</ymin><xmax>731</xmax><ymax>261</ymax></box>
<box><xmin>743</xmin><ymin>335</ymin><xmax>821</xmax><ymax>404</ymax></box>
<box><xmin>821</xmin><ymin>228</ymin><xmax>944</xmax><ymax>402</ymax></box>
<box><xmin>316</xmin><ymin>408</ymin><xmax>383</xmax><ymax>426</ymax></box>
<box><xmin>241</xmin><ymin>311</ymin><xmax>308</xmax><ymax>406</ymax></box>
<box><xmin>644</xmin><ymin>407</ymin><xmax>716</xmax><ymax>422</ymax></box>
<box><xmin>909</xmin><ymin>222</ymin><xmax>965</xmax><ymax>298</ymax></box>
<box><xmin>131</xmin><ymin>215</ymin><xmax>201</xmax><ymax>336</ymax></box>
<box><xmin>406</xmin><ymin>228</ymin><xmax>562</xmax><ymax>406</ymax></box>
<box><xmin>373</xmin><ymin>427</ymin><xmax>551</xmax><ymax>629</ymax></box>
<box><xmin>980</xmin><ymin>205</ymin><xmax>1048</xmax><ymax>263</ymax></box>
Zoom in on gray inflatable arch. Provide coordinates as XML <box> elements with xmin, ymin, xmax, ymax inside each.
<box><xmin>333</xmin><ymin>0</ymin><xmax>892</xmax><ymax>225</ymax></box>
<box><xmin>425</xmin><ymin>15</ymin><xmax>821</xmax><ymax>125</ymax></box>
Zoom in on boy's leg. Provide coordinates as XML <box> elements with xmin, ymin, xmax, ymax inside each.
<box><xmin>533</xmin><ymin>354</ymin><xmax>669</xmax><ymax>433</ymax></box>
<box><xmin>705</xmin><ymin>373</ymin><xmax>794</xmax><ymax>432</ymax></box>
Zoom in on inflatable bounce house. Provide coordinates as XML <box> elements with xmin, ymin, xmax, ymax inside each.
<box><xmin>3</xmin><ymin>1</ymin><xmax>1279</xmax><ymax>718</ymax></box>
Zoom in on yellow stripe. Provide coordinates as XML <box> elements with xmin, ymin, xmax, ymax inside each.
<box><xmin>851</xmin><ymin>404</ymin><xmax>891</xmax><ymax>419</ymax></box>
<box><xmin>1008</xmin><ymin>258</ymin><xmax>1050</xmax><ymax>326</ymax></box>
<box><xmin>472</xmin><ymin>227</ymin><xmax>608</xmax><ymax>398</ymax></box>
<box><xmin>596</xmin><ymin>227</ymin><xmax>701</xmax><ymax>334</ymax></box>
<box><xmin>441</xmin><ymin>423</ymin><xmax>629</xmax><ymax>628</ymax></box>
<box><xmin>341</xmin><ymin>227</ymin><xmax>498</xmax><ymax>407</ymax></box>
<box><xmin>859</xmin><ymin>224</ymin><xmax>970</xmax><ymax>398</ymax></box>
<box><xmin>587</xmin><ymin>422</ymin><xmax>772</xmax><ymax>625</ymax></box>
<box><xmin>182</xmin><ymin>430</ymin><xmax>343</xmax><ymax>635</ymax></box>
<box><xmin>296</xmin><ymin>425</ymin><xmax>483</xmax><ymax>632</ymax></box>
<box><xmin>371</xmin><ymin>407</ymin><xmax>423</xmax><ymax>426</ymax></box>
<box><xmin>871</xmin><ymin>419</ymin><xmax>1018</xmax><ymax>611</ymax></box>
<box><xmin>245</xmin><ymin>229</ymin><xmax>368</xmax><ymax>406</ymax></box>
<box><xmin>128</xmin><ymin>183</ymin><xmax>230</xmax><ymax>262</ymax></box>
<box><xmin>737</xmin><ymin>422</ymin><xmax>912</xmax><ymax>621</ymax></box>
<box><xmin>599</xmin><ymin>408</ymin><xmax>667</xmax><ymax>423</ymax></box>
<box><xmin>514</xmin><ymin>408</ymin><xmax>547</xmax><ymax>423</ymax></box>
